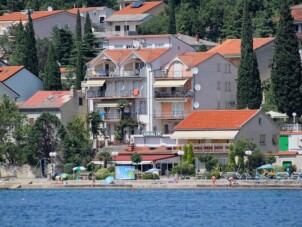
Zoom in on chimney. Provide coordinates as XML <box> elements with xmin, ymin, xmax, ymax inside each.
<box><xmin>70</xmin><ymin>85</ymin><xmax>76</xmax><ymax>97</ymax></box>
<box><xmin>195</xmin><ymin>33</ymin><xmax>199</xmax><ymax>42</ymax></box>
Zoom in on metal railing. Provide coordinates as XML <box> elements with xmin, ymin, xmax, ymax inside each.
<box><xmin>281</xmin><ymin>124</ymin><xmax>302</xmax><ymax>131</ymax></box>
<box><xmin>87</xmin><ymin>90</ymin><xmax>141</xmax><ymax>98</ymax></box>
<box><xmin>154</xmin><ymin>90</ymin><xmax>193</xmax><ymax>98</ymax></box>
<box><xmin>174</xmin><ymin>143</ymin><xmax>230</xmax><ymax>153</ymax></box>
<box><xmin>103</xmin><ymin>113</ymin><xmax>137</xmax><ymax>121</ymax></box>
<box><xmin>86</xmin><ymin>69</ymin><xmax>145</xmax><ymax>78</ymax></box>
<box><xmin>154</xmin><ymin>111</ymin><xmax>190</xmax><ymax>119</ymax></box>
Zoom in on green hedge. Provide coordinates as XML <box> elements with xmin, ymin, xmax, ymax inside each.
<box><xmin>64</xmin><ymin>163</ymin><xmax>73</xmax><ymax>174</ymax></box>
<box><xmin>142</xmin><ymin>173</ymin><xmax>160</xmax><ymax>180</ymax></box>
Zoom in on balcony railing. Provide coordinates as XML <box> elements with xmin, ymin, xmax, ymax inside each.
<box><xmin>102</xmin><ymin>113</ymin><xmax>137</xmax><ymax>121</ymax></box>
<box><xmin>154</xmin><ymin>111</ymin><xmax>190</xmax><ymax>119</ymax></box>
<box><xmin>174</xmin><ymin>143</ymin><xmax>230</xmax><ymax>153</ymax></box>
<box><xmin>143</xmin><ymin>131</ymin><xmax>163</xmax><ymax>136</ymax></box>
<box><xmin>87</xmin><ymin>90</ymin><xmax>141</xmax><ymax>98</ymax></box>
<box><xmin>154</xmin><ymin>90</ymin><xmax>193</xmax><ymax>98</ymax></box>
<box><xmin>87</xmin><ymin>68</ymin><xmax>145</xmax><ymax>78</ymax></box>
<box><xmin>153</xmin><ymin>69</ymin><xmax>193</xmax><ymax>79</ymax></box>
<box><xmin>281</xmin><ymin>124</ymin><xmax>302</xmax><ymax>131</ymax></box>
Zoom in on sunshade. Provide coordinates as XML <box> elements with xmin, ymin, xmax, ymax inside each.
<box><xmin>145</xmin><ymin>168</ymin><xmax>161</xmax><ymax>173</ymax></box>
<box><xmin>72</xmin><ymin>166</ymin><xmax>86</xmax><ymax>171</ymax></box>
<box><xmin>257</xmin><ymin>164</ymin><xmax>273</xmax><ymax>169</ymax></box>
<box><xmin>104</xmin><ymin>176</ymin><xmax>114</xmax><ymax>185</ymax></box>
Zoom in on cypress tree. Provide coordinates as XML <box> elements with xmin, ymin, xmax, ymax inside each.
<box><xmin>168</xmin><ymin>0</ymin><xmax>176</xmax><ymax>34</ymax></box>
<box><xmin>10</xmin><ymin>21</ymin><xmax>26</xmax><ymax>66</ymax></box>
<box><xmin>24</xmin><ymin>11</ymin><xmax>38</xmax><ymax>76</ymax></box>
<box><xmin>44</xmin><ymin>43</ymin><xmax>62</xmax><ymax>91</ymax></box>
<box><xmin>271</xmin><ymin>0</ymin><xmax>302</xmax><ymax>117</ymax></box>
<box><xmin>75</xmin><ymin>9</ymin><xmax>82</xmax><ymax>43</ymax></box>
<box><xmin>75</xmin><ymin>43</ymin><xmax>85</xmax><ymax>89</ymax></box>
<box><xmin>237</xmin><ymin>0</ymin><xmax>262</xmax><ymax>109</ymax></box>
<box><xmin>82</xmin><ymin>13</ymin><xmax>96</xmax><ymax>61</ymax></box>
<box><xmin>52</xmin><ymin>26</ymin><xmax>73</xmax><ymax>66</ymax></box>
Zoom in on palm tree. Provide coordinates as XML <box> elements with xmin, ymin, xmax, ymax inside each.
<box><xmin>98</xmin><ymin>152</ymin><xmax>111</xmax><ymax>168</ymax></box>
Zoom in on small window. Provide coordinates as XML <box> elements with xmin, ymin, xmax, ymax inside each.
<box><xmin>115</xmin><ymin>25</ymin><xmax>121</xmax><ymax>31</ymax></box>
<box><xmin>260</xmin><ymin>134</ymin><xmax>266</xmax><ymax>145</ymax></box>
<box><xmin>140</xmin><ymin>101</ymin><xmax>146</xmax><ymax>114</ymax></box>
<box><xmin>259</xmin><ymin>118</ymin><xmax>262</xmax><ymax>125</ymax></box>
<box><xmin>79</xmin><ymin>97</ymin><xmax>83</xmax><ymax>106</ymax></box>
<box><xmin>225</xmin><ymin>81</ymin><xmax>231</xmax><ymax>92</ymax></box>
<box><xmin>217</xmin><ymin>63</ymin><xmax>221</xmax><ymax>72</ymax></box>
<box><xmin>99</xmin><ymin>17</ymin><xmax>105</xmax><ymax>23</ymax></box>
<box><xmin>124</xmin><ymin>25</ymin><xmax>129</xmax><ymax>31</ymax></box>
<box><xmin>225</xmin><ymin>63</ymin><xmax>231</xmax><ymax>73</ymax></box>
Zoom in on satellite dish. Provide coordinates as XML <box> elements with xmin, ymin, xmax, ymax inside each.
<box><xmin>191</xmin><ymin>67</ymin><xmax>199</xmax><ymax>75</ymax></box>
<box><xmin>47</xmin><ymin>6</ymin><xmax>53</xmax><ymax>11</ymax></box>
<box><xmin>193</xmin><ymin>101</ymin><xmax>200</xmax><ymax>109</ymax></box>
<box><xmin>194</xmin><ymin>84</ymin><xmax>201</xmax><ymax>91</ymax></box>
<box><xmin>132</xmin><ymin>40</ymin><xmax>140</xmax><ymax>49</ymax></box>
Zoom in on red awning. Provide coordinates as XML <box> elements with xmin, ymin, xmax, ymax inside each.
<box><xmin>115</xmin><ymin>154</ymin><xmax>176</xmax><ymax>162</ymax></box>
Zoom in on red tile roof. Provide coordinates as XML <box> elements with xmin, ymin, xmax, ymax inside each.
<box><xmin>0</xmin><ymin>66</ymin><xmax>24</xmax><ymax>82</ymax></box>
<box><xmin>113</xmin><ymin>1</ymin><xmax>164</xmax><ymax>15</ymax></box>
<box><xmin>104</xmin><ymin>49</ymin><xmax>132</xmax><ymax>63</ymax></box>
<box><xmin>115</xmin><ymin>154</ymin><xmax>176</xmax><ymax>162</ymax></box>
<box><xmin>178</xmin><ymin>52</ymin><xmax>216</xmax><ymax>67</ymax></box>
<box><xmin>291</xmin><ymin>9</ymin><xmax>302</xmax><ymax>21</ymax></box>
<box><xmin>135</xmin><ymin>48</ymin><xmax>169</xmax><ymax>63</ymax></box>
<box><xmin>68</xmin><ymin>7</ymin><xmax>104</xmax><ymax>14</ymax></box>
<box><xmin>275</xmin><ymin>151</ymin><xmax>298</xmax><ymax>156</ymax></box>
<box><xmin>19</xmin><ymin>91</ymin><xmax>73</xmax><ymax>109</ymax></box>
<box><xmin>59</xmin><ymin>67</ymin><xmax>74</xmax><ymax>73</ymax></box>
<box><xmin>175</xmin><ymin>110</ymin><xmax>260</xmax><ymax>130</ymax></box>
<box><xmin>0</xmin><ymin>10</ymin><xmax>64</xmax><ymax>21</ymax></box>
<box><xmin>280</xmin><ymin>131</ymin><xmax>302</xmax><ymax>135</ymax></box>
<box><xmin>207</xmin><ymin>38</ymin><xmax>274</xmax><ymax>55</ymax></box>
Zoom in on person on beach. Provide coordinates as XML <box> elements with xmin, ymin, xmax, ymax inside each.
<box><xmin>228</xmin><ymin>177</ymin><xmax>233</xmax><ymax>187</ymax></box>
<box><xmin>211</xmin><ymin>175</ymin><xmax>216</xmax><ymax>187</ymax></box>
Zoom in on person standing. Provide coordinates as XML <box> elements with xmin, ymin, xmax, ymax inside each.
<box><xmin>211</xmin><ymin>175</ymin><xmax>216</xmax><ymax>188</ymax></box>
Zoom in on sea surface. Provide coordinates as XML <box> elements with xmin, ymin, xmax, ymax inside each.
<box><xmin>0</xmin><ymin>189</ymin><xmax>301</xmax><ymax>227</ymax></box>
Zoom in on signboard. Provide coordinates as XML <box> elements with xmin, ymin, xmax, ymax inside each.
<box><xmin>115</xmin><ymin>166</ymin><xmax>135</xmax><ymax>180</ymax></box>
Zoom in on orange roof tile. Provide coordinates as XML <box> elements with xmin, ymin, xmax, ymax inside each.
<box><xmin>19</xmin><ymin>91</ymin><xmax>73</xmax><ymax>109</ymax></box>
<box><xmin>104</xmin><ymin>49</ymin><xmax>132</xmax><ymax>63</ymax></box>
<box><xmin>135</xmin><ymin>48</ymin><xmax>169</xmax><ymax>63</ymax></box>
<box><xmin>68</xmin><ymin>7</ymin><xmax>104</xmax><ymax>14</ymax></box>
<box><xmin>0</xmin><ymin>66</ymin><xmax>24</xmax><ymax>81</ymax></box>
<box><xmin>175</xmin><ymin>110</ymin><xmax>260</xmax><ymax>130</ymax></box>
<box><xmin>0</xmin><ymin>10</ymin><xmax>64</xmax><ymax>21</ymax></box>
<box><xmin>113</xmin><ymin>1</ymin><xmax>164</xmax><ymax>15</ymax></box>
<box><xmin>275</xmin><ymin>151</ymin><xmax>298</xmax><ymax>156</ymax></box>
<box><xmin>291</xmin><ymin>9</ymin><xmax>302</xmax><ymax>21</ymax></box>
<box><xmin>59</xmin><ymin>68</ymin><xmax>74</xmax><ymax>73</ymax></box>
<box><xmin>178</xmin><ymin>52</ymin><xmax>216</xmax><ymax>67</ymax></box>
<box><xmin>207</xmin><ymin>38</ymin><xmax>274</xmax><ymax>55</ymax></box>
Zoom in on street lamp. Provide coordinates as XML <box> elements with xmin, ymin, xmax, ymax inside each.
<box><xmin>177</xmin><ymin>150</ymin><xmax>184</xmax><ymax>180</ymax></box>
<box><xmin>49</xmin><ymin>152</ymin><xmax>57</xmax><ymax>181</ymax></box>
<box><xmin>245</xmin><ymin>150</ymin><xmax>252</xmax><ymax>174</ymax></box>
<box><xmin>293</xmin><ymin>112</ymin><xmax>297</xmax><ymax>131</ymax></box>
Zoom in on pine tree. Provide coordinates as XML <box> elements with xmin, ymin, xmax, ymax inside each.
<box><xmin>24</xmin><ymin>11</ymin><xmax>38</xmax><ymax>76</ymax></box>
<box><xmin>271</xmin><ymin>0</ymin><xmax>302</xmax><ymax>117</ymax></box>
<box><xmin>82</xmin><ymin>13</ymin><xmax>96</xmax><ymax>61</ymax></box>
<box><xmin>10</xmin><ymin>21</ymin><xmax>25</xmax><ymax>66</ymax></box>
<box><xmin>237</xmin><ymin>0</ymin><xmax>262</xmax><ymax>109</ymax></box>
<box><xmin>168</xmin><ymin>0</ymin><xmax>176</xmax><ymax>34</ymax></box>
<box><xmin>44</xmin><ymin>43</ymin><xmax>62</xmax><ymax>91</ymax></box>
<box><xmin>52</xmin><ymin>26</ymin><xmax>73</xmax><ymax>66</ymax></box>
<box><xmin>75</xmin><ymin>43</ymin><xmax>85</xmax><ymax>89</ymax></box>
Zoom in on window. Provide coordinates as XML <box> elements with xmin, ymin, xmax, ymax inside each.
<box><xmin>260</xmin><ymin>134</ymin><xmax>266</xmax><ymax>145</ymax></box>
<box><xmin>79</xmin><ymin>97</ymin><xmax>83</xmax><ymax>106</ymax></box>
<box><xmin>140</xmin><ymin>101</ymin><xmax>146</xmax><ymax>114</ymax></box>
<box><xmin>114</xmin><ymin>45</ymin><xmax>123</xmax><ymax>49</ymax></box>
<box><xmin>155</xmin><ymin>43</ymin><xmax>164</xmax><ymax>48</ymax></box>
<box><xmin>99</xmin><ymin>17</ymin><xmax>105</xmax><ymax>23</ymax></box>
<box><xmin>268</xmin><ymin>58</ymin><xmax>273</xmax><ymax>68</ymax></box>
<box><xmin>217</xmin><ymin>81</ymin><xmax>221</xmax><ymax>90</ymax></box>
<box><xmin>115</xmin><ymin>25</ymin><xmax>121</xmax><ymax>31</ymax></box>
<box><xmin>272</xmin><ymin>134</ymin><xmax>278</xmax><ymax>145</ymax></box>
<box><xmin>225</xmin><ymin>81</ymin><xmax>231</xmax><ymax>92</ymax></box>
<box><xmin>142</xmin><ymin>43</ymin><xmax>152</xmax><ymax>48</ymax></box>
<box><xmin>217</xmin><ymin>63</ymin><xmax>221</xmax><ymax>72</ymax></box>
<box><xmin>124</xmin><ymin>25</ymin><xmax>129</xmax><ymax>31</ymax></box>
<box><xmin>259</xmin><ymin>118</ymin><xmax>262</xmax><ymax>125</ymax></box>
<box><xmin>225</xmin><ymin>63</ymin><xmax>231</xmax><ymax>73</ymax></box>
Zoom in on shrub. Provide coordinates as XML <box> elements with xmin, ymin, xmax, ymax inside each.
<box><xmin>210</xmin><ymin>170</ymin><xmax>220</xmax><ymax>179</ymax></box>
<box><xmin>142</xmin><ymin>173</ymin><xmax>160</xmax><ymax>180</ymax></box>
<box><xmin>95</xmin><ymin>172</ymin><xmax>115</xmax><ymax>180</ymax></box>
<box><xmin>172</xmin><ymin>165</ymin><xmax>181</xmax><ymax>174</ymax></box>
<box><xmin>108</xmin><ymin>166</ymin><xmax>115</xmax><ymax>173</ymax></box>
<box><xmin>64</xmin><ymin>163</ymin><xmax>73</xmax><ymax>174</ymax></box>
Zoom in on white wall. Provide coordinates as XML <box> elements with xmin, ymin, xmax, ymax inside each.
<box><xmin>256</xmin><ymin>41</ymin><xmax>274</xmax><ymax>81</ymax></box>
<box><xmin>4</xmin><ymin>68</ymin><xmax>43</xmax><ymax>102</ymax></box>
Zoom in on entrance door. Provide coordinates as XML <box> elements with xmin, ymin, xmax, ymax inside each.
<box><xmin>172</xmin><ymin>102</ymin><xmax>184</xmax><ymax>118</ymax></box>
<box><xmin>173</xmin><ymin>63</ymin><xmax>183</xmax><ymax>78</ymax></box>
<box><xmin>280</xmin><ymin>135</ymin><xmax>288</xmax><ymax>151</ymax></box>
<box><xmin>105</xmin><ymin>64</ymin><xmax>110</xmax><ymax>76</ymax></box>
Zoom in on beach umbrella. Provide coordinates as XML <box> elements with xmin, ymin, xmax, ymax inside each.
<box><xmin>104</xmin><ymin>176</ymin><xmax>114</xmax><ymax>185</ymax></box>
<box><xmin>145</xmin><ymin>168</ymin><xmax>161</xmax><ymax>173</ymax></box>
<box><xmin>257</xmin><ymin>164</ymin><xmax>273</xmax><ymax>169</ymax></box>
<box><xmin>72</xmin><ymin>166</ymin><xmax>86</xmax><ymax>171</ymax></box>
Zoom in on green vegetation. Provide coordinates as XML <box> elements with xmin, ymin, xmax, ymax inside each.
<box><xmin>236</xmin><ymin>0</ymin><xmax>262</xmax><ymax>109</ymax></box>
<box><xmin>168</xmin><ymin>0</ymin><xmax>176</xmax><ymax>34</ymax></box>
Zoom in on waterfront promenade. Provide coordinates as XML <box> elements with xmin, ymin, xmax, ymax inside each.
<box><xmin>1</xmin><ymin>177</ymin><xmax>302</xmax><ymax>190</ymax></box>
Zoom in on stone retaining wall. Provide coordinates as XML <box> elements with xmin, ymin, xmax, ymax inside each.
<box><xmin>0</xmin><ymin>164</ymin><xmax>39</xmax><ymax>178</ymax></box>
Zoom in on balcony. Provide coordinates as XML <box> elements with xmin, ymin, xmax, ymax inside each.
<box><xmin>175</xmin><ymin>143</ymin><xmax>230</xmax><ymax>153</ymax></box>
<box><xmin>87</xmin><ymin>68</ymin><xmax>145</xmax><ymax>78</ymax></box>
<box><xmin>155</xmin><ymin>90</ymin><xmax>193</xmax><ymax>99</ymax></box>
<box><xmin>153</xmin><ymin>69</ymin><xmax>193</xmax><ymax>79</ymax></box>
<box><xmin>87</xmin><ymin>90</ymin><xmax>141</xmax><ymax>99</ymax></box>
<box><xmin>154</xmin><ymin>111</ymin><xmax>190</xmax><ymax>120</ymax></box>
<box><xmin>102</xmin><ymin>112</ymin><xmax>137</xmax><ymax>121</ymax></box>
<box><xmin>281</xmin><ymin>124</ymin><xmax>302</xmax><ymax>131</ymax></box>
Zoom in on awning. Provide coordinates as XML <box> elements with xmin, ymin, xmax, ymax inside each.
<box><xmin>154</xmin><ymin>80</ymin><xmax>188</xmax><ymax>88</ymax></box>
<box><xmin>85</xmin><ymin>80</ymin><xmax>106</xmax><ymax>87</ymax></box>
<box><xmin>171</xmin><ymin>130</ymin><xmax>239</xmax><ymax>140</ymax></box>
<box><xmin>97</xmin><ymin>102</ymin><xmax>118</xmax><ymax>108</ymax></box>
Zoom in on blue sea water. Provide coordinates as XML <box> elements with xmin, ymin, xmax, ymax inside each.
<box><xmin>0</xmin><ymin>189</ymin><xmax>301</xmax><ymax>227</ymax></box>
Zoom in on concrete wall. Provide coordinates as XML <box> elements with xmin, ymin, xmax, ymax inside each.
<box><xmin>275</xmin><ymin>155</ymin><xmax>302</xmax><ymax>170</ymax></box>
<box><xmin>256</xmin><ymin>41</ymin><xmax>274</xmax><ymax>81</ymax></box>
<box><xmin>237</xmin><ymin>111</ymin><xmax>280</xmax><ymax>152</ymax></box>
<box><xmin>194</xmin><ymin>54</ymin><xmax>237</xmax><ymax>110</ymax></box>
<box><xmin>0</xmin><ymin>83</ymin><xmax>19</xmax><ymax>101</ymax></box>
<box><xmin>4</xmin><ymin>68</ymin><xmax>43</xmax><ymax>102</ymax></box>
<box><xmin>146</xmin><ymin>3</ymin><xmax>167</xmax><ymax>16</ymax></box>
<box><xmin>33</xmin><ymin>12</ymin><xmax>85</xmax><ymax>39</ymax></box>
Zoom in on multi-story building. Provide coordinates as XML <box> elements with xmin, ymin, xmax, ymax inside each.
<box><xmin>84</xmin><ymin>34</ymin><xmax>195</xmax><ymax>141</ymax></box>
<box><xmin>105</xmin><ymin>1</ymin><xmax>166</xmax><ymax>36</ymax></box>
